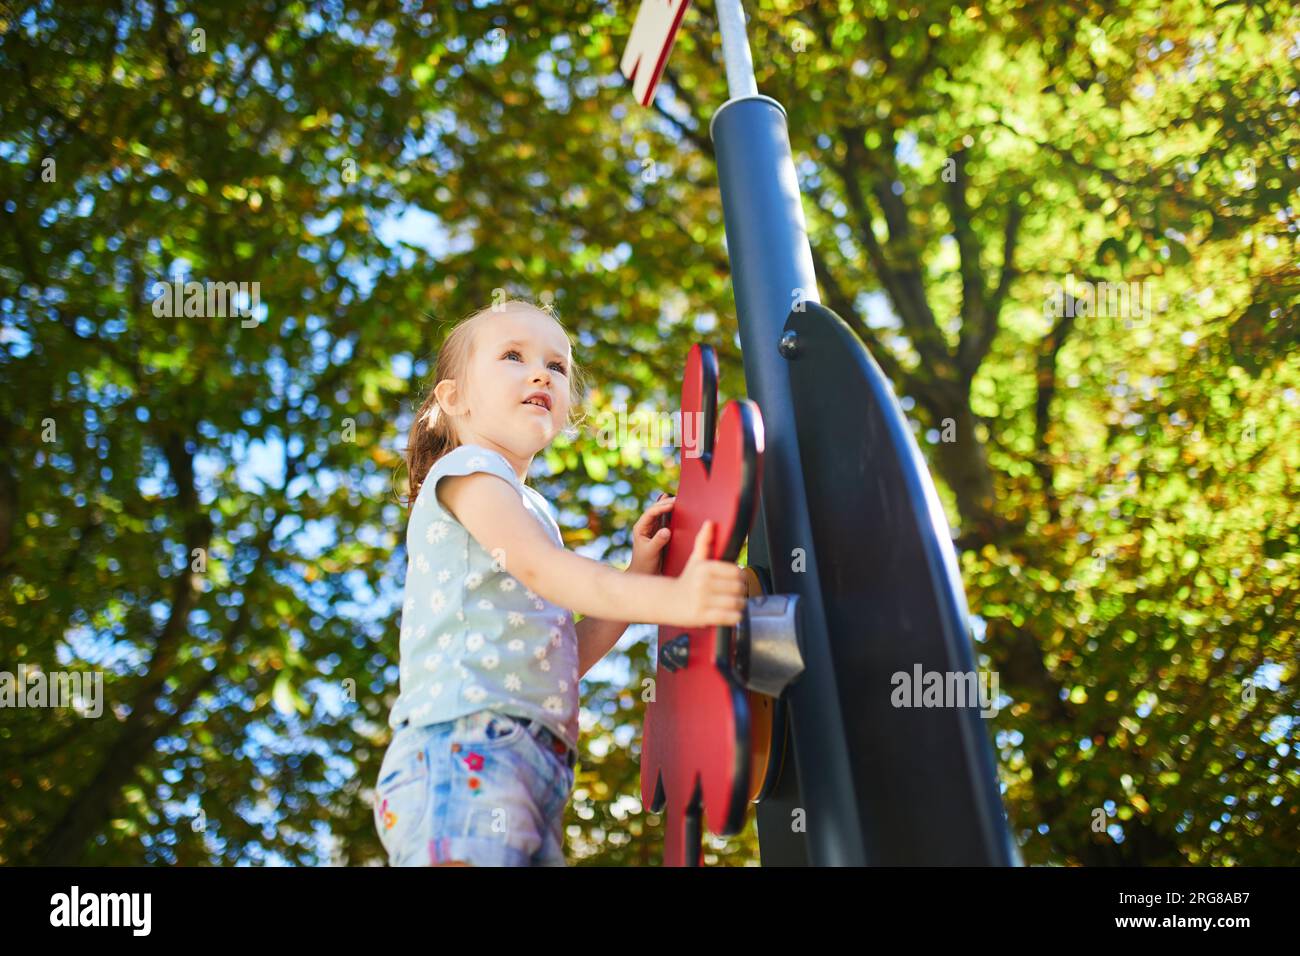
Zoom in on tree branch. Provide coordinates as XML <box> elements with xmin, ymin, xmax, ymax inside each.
<box><xmin>945</xmin><ymin>148</ymin><xmax>990</xmax><ymax>378</ymax></box>
<box><xmin>806</xmin><ymin>240</ymin><xmax>907</xmax><ymax>387</ymax></box>
<box><xmin>1033</xmin><ymin>302</ymin><xmax>1079</xmax><ymax>522</ymax></box>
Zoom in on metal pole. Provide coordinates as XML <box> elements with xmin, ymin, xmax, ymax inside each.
<box><xmin>707</xmin><ymin>0</ymin><xmax>1013</xmax><ymax>867</ymax></box>
<box><xmin>708</xmin><ymin>0</ymin><xmax>870</xmax><ymax>865</ymax></box>
<box><xmin>714</xmin><ymin>0</ymin><xmax>758</xmax><ymax>99</ymax></box>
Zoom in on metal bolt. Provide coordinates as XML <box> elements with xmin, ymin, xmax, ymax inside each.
<box><xmin>659</xmin><ymin>633</ymin><xmax>690</xmax><ymax>672</ymax></box>
<box><xmin>779</xmin><ymin>330</ymin><xmax>801</xmax><ymax>359</ymax></box>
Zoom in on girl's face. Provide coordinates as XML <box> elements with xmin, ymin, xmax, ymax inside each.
<box><xmin>438</xmin><ymin>308</ymin><xmax>572</xmax><ymax>463</ymax></box>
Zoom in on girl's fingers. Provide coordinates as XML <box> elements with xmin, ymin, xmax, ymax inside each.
<box><xmin>636</xmin><ymin>498</ymin><xmax>675</xmax><ymax>527</ymax></box>
<box><xmin>633</xmin><ymin>499</ymin><xmax>675</xmax><ymax>537</ymax></box>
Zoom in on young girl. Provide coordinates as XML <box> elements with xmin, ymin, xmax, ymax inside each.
<box><xmin>372</xmin><ymin>298</ymin><xmax>748</xmax><ymax>866</ymax></box>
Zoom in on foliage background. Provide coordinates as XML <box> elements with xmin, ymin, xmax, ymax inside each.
<box><xmin>0</xmin><ymin>0</ymin><xmax>1296</xmax><ymax>865</ymax></box>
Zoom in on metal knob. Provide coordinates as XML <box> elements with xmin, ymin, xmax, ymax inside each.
<box><xmin>733</xmin><ymin>593</ymin><xmax>804</xmax><ymax>696</ymax></box>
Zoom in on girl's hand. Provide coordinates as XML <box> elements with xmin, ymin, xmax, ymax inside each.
<box><xmin>627</xmin><ymin>493</ymin><xmax>676</xmax><ymax>575</ymax></box>
<box><xmin>663</xmin><ymin>521</ymin><xmax>747</xmax><ymax>628</ymax></box>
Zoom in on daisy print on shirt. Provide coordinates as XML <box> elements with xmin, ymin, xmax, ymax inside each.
<box><xmin>386</xmin><ymin>444</ymin><xmax>580</xmax><ymax>752</ymax></box>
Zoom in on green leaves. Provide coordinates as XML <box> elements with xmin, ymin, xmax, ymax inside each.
<box><xmin>581</xmin><ymin>449</ymin><xmax>610</xmax><ymax>482</ymax></box>
<box><xmin>2</xmin><ymin>0</ymin><xmax>1295</xmax><ymax>869</ymax></box>
<box><xmin>1095</xmin><ymin>237</ymin><xmax>1128</xmax><ymax>266</ymax></box>
<box><xmin>272</xmin><ymin>673</ymin><xmax>309</xmax><ymax>718</ymax></box>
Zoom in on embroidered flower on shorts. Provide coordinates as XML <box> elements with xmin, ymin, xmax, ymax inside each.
<box><xmin>539</xmin><ymin>659</ymin><xmax>551</xmax><ymax>672</ymax></box>
<box><xmin>427</xmin><ymin>521</ymin><xmax>451</xmax><ymax>544</ymax></box>
<box><xmin>415</xmin><ymin>554</ymin><xmax>430</xmax><ymax>574</ymax></box>
<box><xmin>437</xmin><ymin>632</ymin><xmax>453</xmax><ymax>649</ymax></box>
<box><xmin>466</xmin><ymin>632</ymin><xmax>484</xmax><ymax>652</ymax></box>
<box><xmin>525</xmin><ymin>588</ymin><xmax>538</xmax><ymax>601</ymax></box>
<box><xmin>403</xmin><ymin>596</ymin><xmax>415</xmax><ymax>616</ymax></box>
<box><xmin>477</xmin><ymin>598</ymin><xmax>494</xmax><ymax>610</ymax></box>
<box><xmin>429</xmin><ymin>589</ymin><xmax>446</xmax><ymax>614</ymax></box>
<box><xmin>508</xmin><ymin>612</ymin><xmax>525</xmax><ymax>628</ymax></box>
<box><xmin>465</xmin><ymin>571</ymin><xmax>484</xmax><ymax>590</ymax></box>
<box><xmin>543</xmin><ymin>696</ymin><xmax>564</xmax><ymax>715</ymax></box>
<box><xmin>507</xmin><ymin>639</ymin><xmax>525</xmax><ymax>652</ymax></box>
<box><xmin>504</xmin><ymin>673</ymin><xmax>522</xmax><ymax>692</ymax></box>
<box><xmin>414</xmin><ymin>624</ymin><xmax>427</xmax><ymax>642</ymax></box>
<box><xmin>428</xmin><ymin>683</ymin><xmax>443</xmax><ymax>698</ymax></box>
<box><xmin>499</xmin><ymin>578</ymin><xmax>517</xmax><ymax>592</ymax></box>
<box><xmin>463</xmin><ymin>684</ymin><xmax>487</xmax><ymax>702</ymax></box>
<box><xmin>463</xmin><ymin>751</ymin><xmax>485</xmax><ymax>771</ymax></box>
<box><xmin>549</xmin><ymin>627</ymin><xmax>562</xmax><ymax>646</ymax></box>
<box><xmin>481</xmin><ymin>651</ymin><xmax>499</xmax><ymax>670</ymax></box>
<box><xmin>534</xmin><ymin>645</ymin><xmax>548</xmax><ymax>660</ymax></box>
<box><xmin>533</xmin><ymin>600</ymin><xmax>545</xmax><ymax>611</ymax></box>
<box><xmin>423</xmin><ymin>653</ymin><xmax>443</xmax><ymax>671</ymax></box>
<box><xmin>558</xmin><ymin>680</ymin><xmax>568</xmax><ymax>693</ymax></box>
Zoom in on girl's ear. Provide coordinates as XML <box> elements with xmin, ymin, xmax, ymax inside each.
<box><xmin>433</xmin><ymin>378</ymin><xmax>459</xmax><ymax>415</ymax></box>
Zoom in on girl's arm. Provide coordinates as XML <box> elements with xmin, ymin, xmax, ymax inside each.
<box><xmin>573</xmin><ymin>492</ymin><xmax>677</xmax><ymax>677</ymax></box>
<box><xmin>436</xmin><ymin>470</ymin><xmax>687</xmax><ymax>626</ymax></box>
<box><xmin>574</xmin><ymin>614</ymin><xmax>629</xmax><ymax>679</ymax></box>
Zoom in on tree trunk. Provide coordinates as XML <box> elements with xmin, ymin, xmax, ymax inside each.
<box><xmin>920</xmin><ymin>396</ymin><xmax>1003</xmax><ymax>544</ymax></box>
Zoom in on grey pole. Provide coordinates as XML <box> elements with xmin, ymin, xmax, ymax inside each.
<box><xmin>705</xmin><ymin>0</ymin><xmax>1014</xmax><ymax>866</ymax></box>
<box><xmin>709</xmin><ymin>0</ymin><xmax>868</xmax><ymax>866</ymax></box>
<box><xmin>714</xmin><ymin>0</ymin><xmax>758</xmax><ymax>98</ymax></box>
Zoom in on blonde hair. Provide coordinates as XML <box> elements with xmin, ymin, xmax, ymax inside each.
<box><xmin>401</xmin><ymin>298</ymin><xmax>588</xmax><ymax>507</ymax></box>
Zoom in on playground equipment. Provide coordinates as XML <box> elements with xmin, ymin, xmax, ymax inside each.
<box><xmin>624</xmin><ymin>0</ymin><xmax>1019</xmax><ymax>866</ymax></box>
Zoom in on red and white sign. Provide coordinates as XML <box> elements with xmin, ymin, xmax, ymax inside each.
<box><xmin>620</xmin><ymin>0</ymin><xmax>692</xmax><ymax>106</ymax></box>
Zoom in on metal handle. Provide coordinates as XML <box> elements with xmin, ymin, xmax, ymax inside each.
<box><xmin>733</xmin><ymin>593</ymin><xmax>804</xmax><ymax>696</ymax></box>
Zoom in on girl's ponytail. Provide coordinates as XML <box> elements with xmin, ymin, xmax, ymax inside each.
<box><xmin>405</xmin><ymin>389</ymin><xmax>459</xmax><ymax>507</ymax></box>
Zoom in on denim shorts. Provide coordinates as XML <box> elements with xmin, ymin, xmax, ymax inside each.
<box><xmin>372</xmin><ymin>710</ymin><xmax>576</xmax><ymax>866</ymax></box>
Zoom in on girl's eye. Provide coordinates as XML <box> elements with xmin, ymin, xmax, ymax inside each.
<box><xmin>504</xmin><ymin>350</ymin><xmax>566</xmax><ymax>375</ymax></box>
